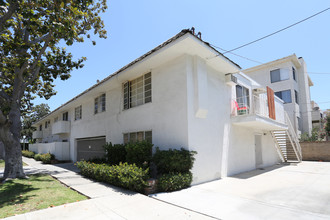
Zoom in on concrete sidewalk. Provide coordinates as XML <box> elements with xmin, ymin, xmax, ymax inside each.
<box><xmin>2</xmin><ymin>157</ymin><xmax>213</xmax><ymax>220</ymax></box>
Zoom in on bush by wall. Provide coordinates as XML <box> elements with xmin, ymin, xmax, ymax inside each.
<box><xmin>158</xmin><ymin>172</ymin><xmax>192</xmax><ymax>192</ymax></box>
<box><xmin>125</xmin><ymin>141</ymin><xmax>153</xmax><ymax>167</ymax></box>
<box><xmin>22</xmin><ymin>150</ymin><xmax>35</xmax><ymax>158</ymax></box>
<box><xmin>34</xmin><ymin>153</ymin><xmax>42</xmax><ymax>161</ymax></box>
<box><xmin>103</xmin><ymin>142</ymin><xmax>126</xmax><ymax>165</ymax></box>
<box><xmin>76</xmin><ymin>161</ymin><xmax>149</xmax><ymax>193</ymax></box>
<box><xmin>153</xmin><ymin>147</ymin><xmax>197</xmax><ymax>174</ymax></box>
<box><xmin>39</xmin><ymin>153</ymin><xmax>54</xmax><ymax>164</ymax></box>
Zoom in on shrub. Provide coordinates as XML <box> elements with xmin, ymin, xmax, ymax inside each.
<box><xmin>153</xmin><ymin>147</ymin><xmax>197</xmax><ymax>174</ymax></box>
<box><xmin>103</xmin><ymin>142</ymin><xmax>126</xmax><ymax>165</ymax></box>
<box><xmin>125</xmin><ymin>141</ymin><xmax>153</xmax><ymax>167</ymax></box>
<box><xmin>87</xmin><ymin>157</ymin><xmax>107</xmax><ymax>164</ymax></box>
<box><xmin>34</xmin><ymin>154</ymin><xmax>42</xmax><ymax>161</ymax></box>
<box><xmin>40</xmin><ymin>153</ymin><xmax>54</xmax><ymax>164</ymax></box>
<box><xmin>158</xmin><ymin>172</ymin><xmax>192</xmax><ymax>192</ymax></box>
<box><xmin>22</xmin><ymin>150</ymin><xmax>35</xmax><ymax>158</ymax></box>
<box><xmin>76</xmin><ymin>161</ymin><xmax>149</xmax><ymax>193</ymax></box>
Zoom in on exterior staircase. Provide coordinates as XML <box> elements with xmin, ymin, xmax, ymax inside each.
<box><xmin>271</xmin><ymin>113</ymin><xmax>302</xmax><ymax>162</ymax></box>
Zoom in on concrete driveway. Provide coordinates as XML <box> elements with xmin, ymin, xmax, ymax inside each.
<box><xmin>151</xmin><ymin>162</ymin><xmax>330</xmax><ymax>220</ymax></box>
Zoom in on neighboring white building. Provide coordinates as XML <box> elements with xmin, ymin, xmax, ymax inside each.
<box><xmin>31</xmin><ymin>29</ymin><xmax>301</xmax><ymax>185</ymax></box>
<box><xmin>311</xmin><ymin>101</ymin><xmax>324</xmax><ymax>130</ymax></box>
<box><xmin>243</xmin><ymin>54</ymin><xmax>313</xmax><ymax>137</ymax></box>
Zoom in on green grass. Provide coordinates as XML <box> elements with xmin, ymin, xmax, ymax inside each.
<box><xmin>0</xmin><ymin>174</ymin><xmax>87</xmax><ymax>218</ymax></box>
<box><xmin>0</xmin><ymin>160</ymin><xmax>28</xmax><ymax>168</ymax></box>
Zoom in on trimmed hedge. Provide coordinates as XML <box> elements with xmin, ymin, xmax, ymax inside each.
<box><xmin>22</xmin><ymin>150</ymin><xmax>35</xmax><ymax>158</ymax></box>
<box><xmin>39</xmin><ymin>153</ymin><xmax>54</xmax><ymax>164</ymax></box>
<box><xmin>153</xmin><ymin>147</ymin><xmax>197</xmax><ymax>174</ymax></box>
<box><xmin>76</xmin><ymin>161</ymin><xmax>149</xmax><ymax>193</ymax></box>
<box><xmin>158</xmin><ymin>172</ymin><xmax>192</xmax><ymax>192</ymax></box>
<box><xmin>103</xmin><ymin>142</ymin><xmax>126</xmax><ymax>165</ymax></box>
<box><xmin>125</xmin><ymin>141</ymin><xmax>153</xmax><ymax>167</ymax></box>
<box><xmin>34</xmin><ymin>154</ymin><xmax>42</xmax><ymax>161</ymax></box>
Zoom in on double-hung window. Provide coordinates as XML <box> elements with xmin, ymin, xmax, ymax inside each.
<box><xmin>75</xmin><ymin>105</ymin><xmax>82</xmax><ymax>120</ymax></box>
<box><xmin>270</xmin><ymin>69</ymin><xmax>289</xmax><ymax>83</ymax></box>
<box><xmin>275</xmin><ymin>90</ymin><xmax>292</xmax><ymax>103</ymax></box>
<box><xmin>123</xmin><ymin>72</ymin><xmax>151</xmax><ymax>110</ymax></box>
<box><xmin>94</xmin><ymin>94</ymin><xmax>106</xmax><ymax>114</ymax></box>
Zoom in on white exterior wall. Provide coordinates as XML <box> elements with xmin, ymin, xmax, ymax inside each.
<box><xmin>244</xmin><ymin>57</ymin><xmax>312</xmax><ymax>136</ymax></box>
<box><xmin>64</xmin><ymin>55</ymin><xmax>190</xmax><ymax>162</ymax></box>
<box><xmin>32</xmin><ymin>36</ymin><xmax>284</xmax><ymax>184</ymax></box>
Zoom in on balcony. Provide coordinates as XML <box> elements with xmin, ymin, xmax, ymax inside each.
<box><xmin>32</xmin><ymin>130</ymin><xmax>43</xmax><ymax>139</ymax></box>
<box><xmin>231</xmin><ymin>93</ymin><xmax>287</xmax><ymax>131</ymax></box>
<box><xmin>52</xmin><ymin>121</ymin><xmax>71</xmax><ymax>135</ymax></box>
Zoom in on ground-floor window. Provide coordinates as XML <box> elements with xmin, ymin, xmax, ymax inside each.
<box><xmin>123</xmin><ymin>130</ymin><xmax>152</xmax><ymax>144</ymax></box>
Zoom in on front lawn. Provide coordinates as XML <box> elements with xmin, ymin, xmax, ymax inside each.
<box><xmin>0</xmin><ymin>174</ymin><xmax>87</xmax><ymax>218</ymax></box>
<box><xmin>0</xmin><ymin>159</ymin><xmax>28</xmax><ymax>168</ymax></box>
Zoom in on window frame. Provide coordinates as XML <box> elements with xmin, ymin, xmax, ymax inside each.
<box><xmin>270</xmin><ymin>68</ymin><xmax>289</xmax><ymax>83</ymax></box>
<box><xmin>94</xmin><ymin>93</ymin><xmax>106</xmax><ymax>114</ymax></box>
<box><xmin>275</xmin><ymin>90</ymin><xmax>292</xmax><ymax>103</ymax></box>
<box><xmin>62</xmin><ymin>112</ymin><xmax>68</xmax><ymax>121</ymax></box>
<box><xmin>123</xmin><ymin>130</ymin><xmax>152</xmax><ymax>144</ymax></box>
<box><xmin>74</xmin><ymin>105</ymin><xmax>82</xmax><ymax>121</ymax></box>
<box><xmin>123</xmin><ymin>72</ymin><xmax>152</xmax><ymax>110</ymax></box>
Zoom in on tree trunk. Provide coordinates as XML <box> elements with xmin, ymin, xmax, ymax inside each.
<box><xmin>2</xmin><ymin>137</ymin><xmax>25</xmax><ymax>179</ymax></box>
<box><xmin>0</xmin><ymin>105</ymin><xmax>25</xmax><ymax>180</ymax></box>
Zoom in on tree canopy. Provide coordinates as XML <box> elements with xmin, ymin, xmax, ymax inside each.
<box><xmin>0</xmin><ymin>0</ymin><xmax>107</xmax><ymax>179</ymax></box>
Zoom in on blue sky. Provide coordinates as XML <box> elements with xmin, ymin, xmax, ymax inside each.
<box><xmin>33</xmin><ymin>1</ymin><xmax>330</xmax><ymax>111</ymax></box>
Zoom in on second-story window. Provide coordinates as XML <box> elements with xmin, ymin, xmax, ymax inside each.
<box><xmin>94</xmin><ymin>94</ymin><xmax>106</xmax><ymax>114</ymax></box>
<box><xmin>39</xmin><ymin>124</ymin><xmax>42</xmax><ymax>131</ymax></box>
<box><xmin>236</xmin><ymin>85</ymin><xmax>250</xmax><ymax>109</ymax></box>
<box><xmin>75</xmin><ymin>105</ymin><xmax>82</xmax><ymax>120</ymax></box>
<box><xmin>63</xmin><ymin>112</ymin><xmax>68</xmax><ymax>121</ymax></box>
<box><xmin>54</xmin><ymin>117</ymin><xmax>58</xmax><ymax>123</ymax></box>
<box><xmin>270</xmin><ymin>69</ymin><xmax>289</xmax><ymax>83</ymax></box>
<box><xmin>45</xmin><ymin>120</ymin><xmax>50</xmax><ymax>129</ymax></box>
<box><xmin>123</xmin><ymin>72</ymin><xmax>151</xmax><ymax>110</ymax></box>
<box><xmin>275</xmin><ymin>90</ymin><xmax>292</xmax><ymax>103</ymax></box>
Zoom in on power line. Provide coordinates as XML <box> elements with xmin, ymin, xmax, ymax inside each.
<box><xmin>222</xmin><ymin>7</ymin><xmax>330</xmax><ymax>54</ymax></box>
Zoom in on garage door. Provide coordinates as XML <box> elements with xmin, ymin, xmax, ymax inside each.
<box><xmin>77</xmin><ymin>136</ymin><xmax>106</xmax><ymax>161</ymax></box>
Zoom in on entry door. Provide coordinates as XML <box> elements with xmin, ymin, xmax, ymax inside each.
<box><xmin>255</xmin><ymin>135</ymin><xmax>263</xmax><ymax>168</ymax></box>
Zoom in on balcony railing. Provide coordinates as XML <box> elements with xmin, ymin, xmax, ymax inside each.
<box><xmin>231</xmin><ymin>94</ymin><xmax>285</xmax><ymax>124</ymax></box>
<box><xmin>52</xmin><ymin>121</ymin><xmax>71</xmax><ymax>135</ymax></box>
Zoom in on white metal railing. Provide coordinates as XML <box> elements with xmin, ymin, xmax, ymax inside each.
<box><xmin>284</xmin><ymin>112</ymin><xmax>302</xmax><ymax>161</ymax></box>
<box><xmin>231</xmin><ymin>95</ymin><xmax>268</xmax><ymax>117</ymax></box>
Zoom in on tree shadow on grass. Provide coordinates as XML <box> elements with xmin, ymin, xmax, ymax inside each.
<box><xmin>0</xmin><ymin>174</ymin><xmax>52</xmax><ymax>208</ymax></box>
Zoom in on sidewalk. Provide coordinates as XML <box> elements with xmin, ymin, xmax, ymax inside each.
<box><xmin>2</xmin><ymin>157</ymin><xmax>214</xmax><ymax>220</ymax></box>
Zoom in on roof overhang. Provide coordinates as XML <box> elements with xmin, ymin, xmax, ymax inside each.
<box><xmin>33</xmin><ymin>30</ymin><xmax>241</xmax><ymax>126</ymax></box>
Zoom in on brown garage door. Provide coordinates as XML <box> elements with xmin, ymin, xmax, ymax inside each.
<box><xmin>77</xmin><ymin>136</ymin><xmax>106</xmax><ymax>161</ymax></box>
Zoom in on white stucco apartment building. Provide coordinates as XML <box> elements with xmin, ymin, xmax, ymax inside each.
<box><xmin>243</xmin><ymin>55</ymin><xmax>313</xmax><ymax>137</ymax></box>
<box><xmin>31</xmin><ymin>29</ymin><xmax>301</xmax><ymax>185</ymax></box>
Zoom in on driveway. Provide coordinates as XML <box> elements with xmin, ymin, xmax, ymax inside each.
<box><xmin>151</xmin><ymin>162</ymin><xmax>330</xmax><ymax>220</ymax></box>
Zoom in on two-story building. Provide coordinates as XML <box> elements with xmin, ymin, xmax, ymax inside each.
<box><xmin>31</xmin><ymin>29</ymin><xmax>301</xmax><ymax>184</ymax></box>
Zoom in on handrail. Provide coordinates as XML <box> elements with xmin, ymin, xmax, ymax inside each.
<box><xmin>284</xmin><ymin>112</ymin><xmax>302</xmax><ymax>160</ymax></box>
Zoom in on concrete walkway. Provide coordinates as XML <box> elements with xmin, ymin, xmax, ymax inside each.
<box><xmin>2</xmin><ymin>157</ymin><xmax>213</xmax><ymax>220</ymax></box>
<box><xmin>152</xmin><ymin>162</ymin><xmax>330</xmax><ymax>220</ymax></box>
